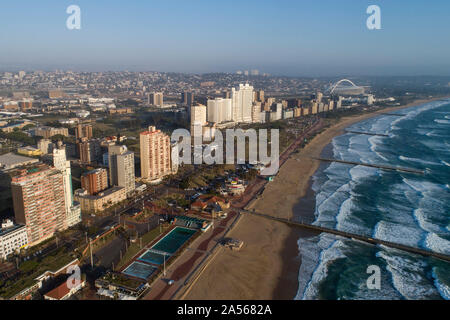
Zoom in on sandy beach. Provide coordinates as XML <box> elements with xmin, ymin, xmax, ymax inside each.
<box><xmin>183</xmin><ymin>98</ymin><xmax>444</xmax><ymax>300</ymax></box>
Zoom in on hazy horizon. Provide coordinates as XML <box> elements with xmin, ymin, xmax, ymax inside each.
<box><xmin>1</xmin><ymin>0</ymin><xmax>450</xmax><ymax>77</ymax></box>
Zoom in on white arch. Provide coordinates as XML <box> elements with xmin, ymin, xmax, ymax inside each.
<box><xmin>329</xmin><ymin>79</ymin><xmax>360</xmax><ymax>95</ymax></box>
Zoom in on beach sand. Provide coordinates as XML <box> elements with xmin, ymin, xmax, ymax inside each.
<box><xmin>183</xmin><ymin>98</ymin><xmax>443</xmax><ymax>300</ymax></box>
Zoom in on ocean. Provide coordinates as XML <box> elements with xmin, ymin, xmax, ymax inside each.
<box><xmin>295</xmin><ymin>99</ymin><xmax>450</xmax><ymax>300</ymax></box>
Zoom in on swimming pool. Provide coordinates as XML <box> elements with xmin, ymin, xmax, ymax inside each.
<box><xmin>122</xmin><ymin>261</ymin><xmax>157</xmax><ymax>280</ymax></box>
<box><xmin>152</xmin><ymin>227</ymin><xmax>197</xmax><ymax>254</ymax></box>
<box><xmin>123</xmin><ymin>226</ymin><xmax>198</xmax><ymax>280</ymax></box>
<box><xmin>138</xmin><ymin>250</ymin><xmax>167</xmax><ymax>265</ymax></box>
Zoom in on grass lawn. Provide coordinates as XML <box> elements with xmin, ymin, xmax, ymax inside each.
<box><xmin>115</xmin><ymin>227</ymin><xmax>162</xmax><ymax>270</ymax></box>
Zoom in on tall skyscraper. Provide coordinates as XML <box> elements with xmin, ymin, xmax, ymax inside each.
<box><xmin>52</xmin><ymin>142</ymin><xmax>81</xmax><ymax>228</ymax></box>
<box><xmin>81</xmin><ymin>168</ymin><xmax>109</xmax><ymax>196</ymax></box>
<box><xmin>148</xmin><ymin>92</ymin><xmax>164</xmax><ymax>107</ymax></box>
<box><xmin>108</xmin><ymin>145</ymin><xmax>135</xmax><ymax>196</ymax></box>
<box><xmin>11</xmin><ymin>165</ymin><xmax>68</xmax><ymax>246</ymax></box>
<box><xmin>140</xmin><ymin>126</ymin><xmax>172</xmax><ymax>182</ymax></box>
<box><xmin>190</xmin><ymin>104</ymin><xmax>207</xmax><ymax>134</ymax></box>
<box><xmin>231</xmin><ymin>84</ymin><xmax>254</xmax><ymax>123</ymax></box>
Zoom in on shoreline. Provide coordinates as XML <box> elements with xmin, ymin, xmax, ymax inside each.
<box><xmin>271</xmin><ymin>97</ymin><xmax>447</xmax><ymax>300</ymax></box>
<box><xmin>183</xmin><ymin>97</ymin><xmax>446</xmax><ymax>300</ymax></box>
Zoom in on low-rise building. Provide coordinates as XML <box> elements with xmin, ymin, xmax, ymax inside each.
<box><xmin>225</xmin><ymin>179</ymin><xmax>246</xmax><ymax>196</ymax></box>
<box><xmin>43</xmin><ymin>278</ymin><xmax>86</xmax><ymax>300</ymax></box>
<box><xmin>17</xmin><ymin>146</ymin><xmax>42</xmax><ymax>157</ymax></box>
<box><xmin>0</xmin><ymin>220</ymin><xmax>28</xmax><ymax>260</ymax></box>
<box><xmin>74</xmin><ymin>186</ymin><xmax>126</xmax><ymax>214</ymax></box>
<box><xmin>32</xmin><ymin>127</ymin><xmax>69</xmax><ymax>139</ymax></box>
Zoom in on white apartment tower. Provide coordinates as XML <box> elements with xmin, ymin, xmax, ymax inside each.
<box><xmin>207</xmin><ymin>98</ymin><xmax>232</xmax><ymax>124</ymax></box>
<box><xmin>231</xmin><ymin>84</ymin><xmax>254</xmax><ymax>123</ymax></box>
<box><xmin>108</xmin><ymin>144</ymin><xmax>135</xmax><ymax>196</ymax></box>
<box><xmin>149</xmin><ymin>92</ymin><xmax>164</xmax><ymax>107</ymax></box>
<box><xmin>190</xmin><ymin>104</ymin><xmax>207</xmax><ymax>134</ymax></box>
<box><xmin>52</xmin><ymin>142</ymin><xmax>81</xmax><ymax>228</ymax></box>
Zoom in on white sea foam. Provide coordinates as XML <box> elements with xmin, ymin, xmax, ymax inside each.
<box><xmin>432</xmin><ymin>268</ymin><xmax>450</xmax><ymax>300</ymax></box>
<box><xmin>425</xmin><ymin>233</ymin><xmax>450</xmax><ymax>255</ymax></box>
<box><xmin>398</xmin><ymin>155</ymin><xmax>441</xmax><ymax>167</ymax></box>
<box><xmin>295</xmin><ymin>234</ymin><xmax>332</xmax><ymax>300</ymax></box>
<box><xmin>434</xmin><ymin>119</ymin><xmax>450</xmax><ymax>125</ymax></box>
<box><xmin>377</xmin><ymin>250</ymin><xmax>441</xmax><ymax>300</ymax></box>
<box><xmin>302</xmin><ymin>237</ymin><xmax>347</xmax><ymax>300</ymax></box>
<box><xmin>368</xmin><ymin>136</ymin><xmax>389</xmax><ymax>161</ymax></box>
<box><xmin>413</xmin><ymin>209</ymin><xmax>443</xmax><ymax>235</ymax></box>
<box><xmin>373</xmin><ymin>221</ymin><xmax>423</xmax><ymax>247</ymax></box>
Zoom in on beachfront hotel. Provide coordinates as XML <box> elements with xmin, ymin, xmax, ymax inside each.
<box><xmin>140</xmin><ymin>126</ymin><xmax>172</xmax><ymax>183</ymax></box>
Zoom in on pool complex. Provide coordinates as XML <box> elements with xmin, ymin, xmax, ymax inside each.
<box><xmin>122</xmin><ymin>226</ymin><xmax>198</xmax><ymax>280</ymax></box>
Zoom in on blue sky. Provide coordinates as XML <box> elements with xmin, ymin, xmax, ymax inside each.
<box><xmin>1</xmin><ymin>0</ymin><xmax>449</xmax><ymax>76</ymax></box>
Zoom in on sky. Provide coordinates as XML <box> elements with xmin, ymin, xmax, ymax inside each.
<box><xmin>1</xmin><ymin>0</ymin><xmax>450</xmax><ymax>76</ymax></box>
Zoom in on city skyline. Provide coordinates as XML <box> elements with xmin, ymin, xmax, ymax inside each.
<box><xmin>1</xmin><ymin>1</ymin><xmax>450</xmax><ymax>76</ymax></box>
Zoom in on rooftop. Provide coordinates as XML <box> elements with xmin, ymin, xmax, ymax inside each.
<box><xmin>0</xmin><ymin>224</ymin><xmax>26</xmax><ymax>237</ymax></box>
<box><xmin>0</xmin><ymin>152</ymin><xmax>39</xmax><ymax>170</ymax></box>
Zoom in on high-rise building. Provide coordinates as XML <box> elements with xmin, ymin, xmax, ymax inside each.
<box><xmin>181</xmin><ymin>91</ymin><xmax>195</xmax><ymax>107</ymax></box>
<box><xmin>78</xmin><ymin>138</ymin><xmax>101</xmax><ymax>164</ymax></box>
<box><xmin>148</xmin><ymin>92</ymin><xmax>164</xmax><ymax>107</ymax></box>
<box><xmin>231</xmin><ymin>84</ymin><xmax>254</xmax><ymax>123</ymax></box>
<box><xmin>140</xmin><ymin>126</ymin><xmax>172</xmax><ymax>182</ymax></box>
<box><xmin>256</xmin><ymin>90</ymin><xmax>265</xmax><ymax>102</ymax></box>
<box><xmin>52</xmin><ymin>142</ymin><xmax>81</xmax><ymax>228</ymax></box>
<box><xmin>38</xmin><ymin>139</ymin><xmax>55</xmax><ymax>155</ymax></box>
<box><xmin>81</xmin><ymin>168</ymin><xmax>108</xmax><ymax>196</ymax></box>
<box><xmin>19</xmin><ymin>99</ymin><xmax>33</xmax><ymax>111</ymax></box>
<box><xmin>108</xmin><ymin>145</ymin><xmax>135</xmax><ymax>196</ymax></box>
<box><xmin>207</xmin><ymin>98</ymin><xmax>232</xmax><ymax>124</ymax></box>
<box><xmin>11</xmin><ymin>165</ymin><xmax>68</xmax><ymax>246</ymax></box>
<box><xmin>252</xmin><ymin>103</ymin><xmax>262</xmax><ymax>123</ymax></box>
<box><xmin>316</xmin><ymin>92</ymin><xmax>323</xmax><ymax>104</ymax></box>
<box><xmin>190</xmin><ymin>104</ymin><xmax>207</xmax><ymax>134</ymax></box>
<box><xmin>75</xmin><ymin>124</ymin><xmax>93</xmax><ymax>140</ymax></box>
<box><xmin>266</xmin><ymin>97</ymin><xmax>276</xmax><ymax>109</ymax></box>
<box><xmin>336</xmin><ymin>96</ymin><xmax>343</xmax><ymax>109</ymax></box>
